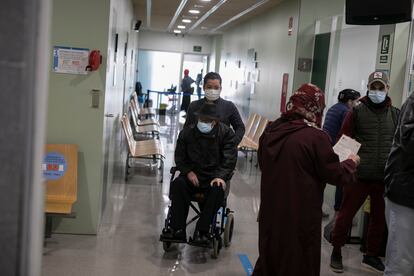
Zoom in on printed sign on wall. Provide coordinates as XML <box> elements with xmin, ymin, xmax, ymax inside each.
<box><xmin>53</xmin><ymin>46</ymin><xmax>89</xmax><ymax>75</ymax></box>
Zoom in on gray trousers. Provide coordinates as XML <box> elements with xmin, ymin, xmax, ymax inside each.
<box><xmin>384</xmin><ymin>198</ymin><xmax>414</xmax><ymax>276</ymax></box>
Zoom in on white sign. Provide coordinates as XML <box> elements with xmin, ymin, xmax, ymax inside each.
<box><xmin>333</xmin><ymin>135</ymin><xmax>361</xmax><ymax>162</ymax></box>
<box><xmin>53</xmin><ymin>46</ymin><xmax>89</xmax><ymax>75</ymax></box>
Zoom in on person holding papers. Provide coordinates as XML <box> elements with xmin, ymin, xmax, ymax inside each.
<box><xmin>330</xmin><ymin>71</ymin><xmax>399</xmax><ymax>274</ymax></box>
<box><xmin>252</xmin><ymin>83</ymin><xmax>360</xmax><ymax>276</ymax></box>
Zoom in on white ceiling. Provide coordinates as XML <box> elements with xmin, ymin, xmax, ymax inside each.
<box><xmin>132</xmin><ymin>0</ymin><xmax>284</xmax><ymax>35</ymax></box>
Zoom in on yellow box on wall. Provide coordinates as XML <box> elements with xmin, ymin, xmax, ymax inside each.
<box><xmin>43</xmin><ymin>144</ymin><xmax>78</xmax><ymax>214</ymax></box>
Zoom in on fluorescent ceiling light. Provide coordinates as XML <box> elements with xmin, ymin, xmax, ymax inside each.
<box><xmin>189</xmin><ymin>9</ymin><xmax>200</xmax><ymax>14</ymax></box>
<box><xmin>146</xmin><ymin>0</ymin><xmax>152</xmax><ymax>28</ymax></box>
<box><xmin>174</xmin><ymin>30</ymin><xmax>182</xmax><ymax>33</ymax></box>
<box><xmin>201</xmin><ymin>0</ymin><xmax>211</xmax><ymax>2</ymax></box>
<box><xmin>182</xmin><ymin>19</ymin><xmax>192</xmax><ymax>23</ymax></box>
<box><xmin>167</xmin><ymin>0</ymin><xmax>190</xmax><ymax>31</ymax></box>
<box><xmin>188</xmin><ymin>0</ymin><xmax>227</xmax><ymax>32</ymax></box>
<box><xmin>210</xmin><ymin>0</ymin><xmax>268</xmax><ymax>33</ymax></box>
<box><xmin>177</xmin><ymin>25</ymin><xmax>186</xmax><ymax>29</ymax></box>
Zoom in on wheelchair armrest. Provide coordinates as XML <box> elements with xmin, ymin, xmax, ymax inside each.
<box><xmin>170</xmin><ymin>166</ymin><xmax>178</xmax><ymax>175</ymax></box>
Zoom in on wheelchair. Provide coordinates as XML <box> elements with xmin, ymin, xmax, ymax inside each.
<box><xmin>160</xmin><ymin>167</ymin><xmax>235</xmax><ymax>259</ymax></box>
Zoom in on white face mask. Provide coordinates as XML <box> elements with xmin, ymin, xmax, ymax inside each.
<box><xmin>368</xmin><ymin>90</ymin><xmax>387</xmax><ymax>104</ymax></box>
<box><xmin>197</xmin><ymin>121</ymin><xmax>213</xmax><ymax>133</ymax></box>
<box><xmin>204</xmin><ymin>89</ymin><xmax>221</xmax><ymax>101</ymax></box>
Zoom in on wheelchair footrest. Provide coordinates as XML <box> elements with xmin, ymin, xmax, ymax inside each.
<box><xmin>187</xmin><ymin>237</ymin><xmax>212</xmax><ymax>249</ymax></box>
<box><xmin>159</xmin><ymin>235</ymin><xmax>187</xmax><ymax>244</ymax></box>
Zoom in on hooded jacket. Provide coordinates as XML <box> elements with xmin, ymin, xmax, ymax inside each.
<box><xmin>385</xmin><ymin>93</ymin><xmax>414</xmax><ymax>209</ymax></box>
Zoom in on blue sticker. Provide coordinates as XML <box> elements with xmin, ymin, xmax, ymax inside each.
<box><xmin>43</xmin><ymin>152</ymin><xmax>67</xmax><ymax>180</ymax></box>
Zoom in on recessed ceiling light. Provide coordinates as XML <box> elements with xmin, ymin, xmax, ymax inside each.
<box><xmin>201</xmin><ymin>26</ymin><xmax>208</xmax><ymax>30</ymax></box>
<box><xmin>177</xmin><ymin>25</ymin><xmax>186</xmax><ymax>29</ymax></box>
<box><xmin>173</xmin><ymin>30</ymin><xmax>182</xmax><ymax>34</ymax></box>
<box><xmin>182</xmin><ymin>19</ymin><xmax>192</xmax><ymax>23</ymax></box>
<box><xmin>194</xmin><ymin>5</ymin><xmax>204</xmax><ymax>8</ymax></box>
<box><xmin>189</xmin><ymin>9</ymin><xmax>200</xmax><ymax>14</ymax></box>
<box><xmin>200</xmin><ymin>0</ymin><xmax>211</xmax><ymax>2</ymax></box>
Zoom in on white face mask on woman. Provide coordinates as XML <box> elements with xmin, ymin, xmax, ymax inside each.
<box><xmin>197</xmin><ymin>121</ymin><xmax>213</xmax><ymax>133</ymax></box>
<box><xmin>204</xmin><ymin>89</ymin><xmax>221</xmax><ymax>101</ymax></box>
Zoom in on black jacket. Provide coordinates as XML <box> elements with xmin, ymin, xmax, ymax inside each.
<box><xmin>185</xmin><ymin>98</ymin><xmax>245</xmax><ymax>145</ymax></box>
<box><xmin>385</xmin><ymin>93</ymin><xmax>414</xmax><ymax>209</ymax></box>
<box><xmin>175</xmin><ymin>122</ymin><xmax>237</xmax><ymax>186</ymax></box>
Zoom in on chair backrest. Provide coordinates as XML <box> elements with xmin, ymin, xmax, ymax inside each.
<box><xmin>246</xmin><ymin>114</ymin><xmax>260</xmax><ymax>139</ymax></box>
<box><xmin>244</xmin><ymin>113</ymin><xmax>257</xmax><ymax>137</ymax></box>
<box><xmin>121</xmin><ymin>114</ymin><xmax>135</xmax><ymax>154</ymax></box>
<box><xmin>132</xmin><ymin>93</ymin><xmax>138</xmax><ymax>106</ymax></box>
<box><xmin>252</xmin><ymin>117</ymin><xmax>269</xmax><ymax>144</ymax></box>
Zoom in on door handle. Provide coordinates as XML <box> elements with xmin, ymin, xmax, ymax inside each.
<box><xmin>105</xmin><ymin>114</ymin><xmax>115</xmax><ymax>118</ymax></box>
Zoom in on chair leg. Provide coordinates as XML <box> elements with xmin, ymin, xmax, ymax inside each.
<box><xmin>125</xmin><ymin>155</ymin><xmax>130</xmax><ymax>182</ymax></box>
<box><xmin>159</xmin><ymin>159</ymin><xmax>164</xmax><ymax>183</ymax></box>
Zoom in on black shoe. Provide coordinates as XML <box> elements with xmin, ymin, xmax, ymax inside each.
<box><xmin>160</xmin><ymin>228</ymin><xmax>186</xmax><ymax>243</ymax></box>
<box><xmin>330</xmin><ymin>251</ymin><xmax>344</xmax><ymax>273</ymax></box>
<box><xmin>362</xmin><ymin>255</ymin><xmax>384</xmax><ymax>274</ymax></box>
<box><xmin>190</xmin><ymin>230</ymin><xmax>210</xmax><ymax>247</ymax></box>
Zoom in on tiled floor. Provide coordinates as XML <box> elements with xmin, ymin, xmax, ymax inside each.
<box><xmin>42</xmin><ymin>113</ymin><xmax>380</xmax><ymax>276</ymax></box>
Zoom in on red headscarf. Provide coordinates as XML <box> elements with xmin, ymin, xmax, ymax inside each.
<box><xmin>283</xmin><ymin>83</ymin><xmax>325</xmax><ymax>127</ymax></box>
<box><xmin>184</xmin><ymin>69</ymin><xmax>189</xmax><ymax>76</ymax></box>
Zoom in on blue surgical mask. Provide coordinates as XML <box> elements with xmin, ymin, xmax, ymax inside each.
<box><xmin>197</xmin><ymin>121</ymin><xmax>213</xmax><ymax>133</ymax></box>
<box><xmin>368</xmin><ymin>90</ymin><xmax>387</xmax><ymax>104</ymax></box>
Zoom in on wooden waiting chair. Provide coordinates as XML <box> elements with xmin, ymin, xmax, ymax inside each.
<box><xmin>130</xmin><ymin>99</ymin><xmax>160</xmax><ymax>127</ymax></box>
<box><xmin>121</xmin><ymin>114</ymin><xmax>165</xmax><ymax>182</ymax></box>
<box><xmin>238</xmin><ymin>113</ymin><xmax>260</xmax><ymax>150</ymax></box>
<box><xmin>132</xmin><ymin>93</ymin><xmax>156</xmax><ymax>116</ymax></box>
<box><xmin>242</xmin><ymin>116</ymin><xmax>269</xmax><ymax>151</ymax></box>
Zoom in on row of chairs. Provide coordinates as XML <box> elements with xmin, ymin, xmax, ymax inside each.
<box><xmin>121</xmin><ymin>94</ymin><xmax>165</xmax><ymax>183</ymax></box>
<box><xmin>238</xmin><ymin>113</ymin><xmax>269</xmax><ymax>153</ymax></box>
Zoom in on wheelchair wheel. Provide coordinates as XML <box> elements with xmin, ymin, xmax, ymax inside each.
<box><xmin>224</xmin><ymin>213</ymin><xmax>234</xmax><ymax>247</ymax></box>
<box><xmin>163</xmin><ymin>241</ymin><xmax>174</xmax><ymax>252</ymax></box>
<box><xmin>211</xmin><ymin>238</ymin><xmax>222</xmax><ymax>259</ymax></box>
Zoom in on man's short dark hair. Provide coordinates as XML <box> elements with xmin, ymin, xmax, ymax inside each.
<box><xmin>203</xmin><ymin>72</ymin><xmax>222</xmax><ymax>86</ymax></box>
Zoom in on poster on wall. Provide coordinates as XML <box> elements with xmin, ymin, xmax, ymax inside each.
<box><xmin>53</xmin><ymin>46</ymin><xmax>89</xmax><ymax>75</ymax></box>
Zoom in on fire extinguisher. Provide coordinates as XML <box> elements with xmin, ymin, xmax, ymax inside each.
<box><xmin>86</xmin><ymin>50</ymin><xmax>102</xmax><ymax>71</ymax></box>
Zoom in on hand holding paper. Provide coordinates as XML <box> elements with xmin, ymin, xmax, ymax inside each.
<box><xmin>333</xmin><ymin>135</ymin><xmax>361</xmax><ymax>163</ymax></box>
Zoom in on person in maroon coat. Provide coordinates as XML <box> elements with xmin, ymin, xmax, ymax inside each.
<box><xmin>252</xmin><ymin>83</ymin><xmax>360</xmax><ymax>276</ymax></box>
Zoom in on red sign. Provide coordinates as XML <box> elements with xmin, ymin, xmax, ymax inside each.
<box><xmin>280</xmin><ymin>73</ymin><xmax>289</xmax><ymax>113</ymax></box>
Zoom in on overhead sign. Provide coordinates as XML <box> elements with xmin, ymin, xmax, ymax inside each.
<box><xmin>53</xmin><ymin>46</ymin><xmax>89</xmax><ymax>75</ymax></box>
<box><xmin>193</xmin><ymin>45</ymin><xmax>202</xmax><ymax>52</ymax></box>
<box><xmin>381</xmin><ymin>35</ymin><xmax>390</xmax><ymax>55</ymax></box>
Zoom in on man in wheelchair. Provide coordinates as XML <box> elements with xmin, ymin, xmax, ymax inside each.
<box><xmin>160</xmin><ymin>103</ymin><xmax>237</xmax><ymax>246</ymax></box>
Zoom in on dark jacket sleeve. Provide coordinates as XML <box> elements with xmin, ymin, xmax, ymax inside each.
<box><xmin>337</xmin><ymin>110</ymin><xmax>355</xmax><ymax>141</ymax></box>
<box><xmin>216</xmin><ymin>127</ymin><xmax>238</xmax><ymax>181</ymax></box>
<box><xmin>228</xmin><ymin>102</ymin><xmax>245</xmax><ymax>145</ymax></box>
<box><xmin>314</xmin><ymin>131</ymin><xmax>357</xmax><ymax>186</ymax></box>
<box><xmin>184</xmin><ymin>102</ymin><xmax>197</xmax><ymax>127</ymax></box>
<box><xmin>395</xmin><ymin>98</ymin><xmax>414</xmax><ymax>152</ymax></box>
<box><xmin>174</xmin><ymin>129</ymin><xmax>193</xmax><ymax>175</ymax></box>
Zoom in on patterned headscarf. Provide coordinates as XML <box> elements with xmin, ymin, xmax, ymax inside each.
<box><xmin>284</xmin><ymin>83</ymin><xmax>325</xmax><ymax>127</ymax></box>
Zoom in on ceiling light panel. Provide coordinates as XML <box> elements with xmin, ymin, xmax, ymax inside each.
<box><xmin>189</xmin><ymin>9</ymin><xmax>200</xmax><ymax>14</ymax></box>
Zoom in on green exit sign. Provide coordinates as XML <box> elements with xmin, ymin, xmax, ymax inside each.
<box><xmin>193</xmin><ymin>46</ymin><xmax>202</xmax><ymax>52</ymax></box>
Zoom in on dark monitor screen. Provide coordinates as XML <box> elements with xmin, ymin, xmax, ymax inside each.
<box><xmin>346</xmin><ymin>0</ymin><xmax>412</xmax><ymax>25</ymax></box>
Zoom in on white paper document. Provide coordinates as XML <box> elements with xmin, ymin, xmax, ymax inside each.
<box><xmin>333</xmin><ymin>135</ymin><xmax>361</xmax><ymax>162</ymax></box>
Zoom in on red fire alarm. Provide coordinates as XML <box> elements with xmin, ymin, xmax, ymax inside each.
<box><xmin>86</xmin><ymin>50</ymin><xmax>102</xmax><ymax>71</ymax></box>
